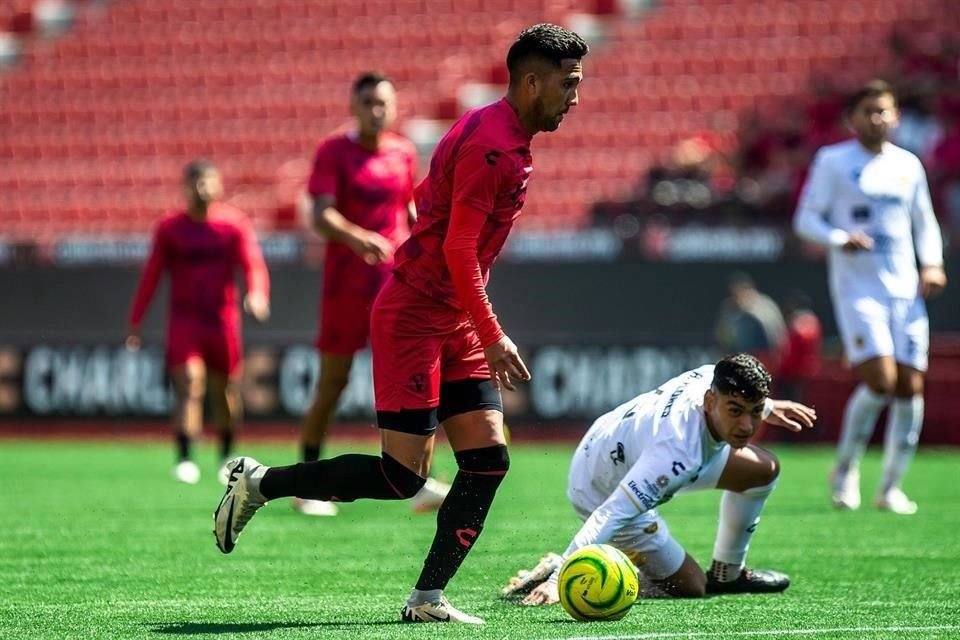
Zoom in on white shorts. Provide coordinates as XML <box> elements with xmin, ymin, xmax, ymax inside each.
<box><xmin>567</xmin><ymin>445</ymin><xmax>732</xmax><ymax>580</ymax></box>
<box><xmin>833</xmin><ymin>295</ymin><xmax>929</xmax><ymax>371</ymax></box>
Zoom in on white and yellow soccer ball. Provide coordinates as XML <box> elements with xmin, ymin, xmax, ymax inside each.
<box><xmin>557</xmin><ymin>544</ymin><xmax>639</xmax><ymax>622</ymax></box>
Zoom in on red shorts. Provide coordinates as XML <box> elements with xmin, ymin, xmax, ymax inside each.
<box><xmin>167</xmin><ymin>320</ymin><xmax>242</xmax><ymax>378</ymax></box>
<box><xmin>316</xmin><ymin>262</ymin><xmax>390</xmax><ymax>355</ymax></box>
<box><xmin>370</xmin><ymin>276</ymin><xmax>490</xmax><ymax>412</ymax></box>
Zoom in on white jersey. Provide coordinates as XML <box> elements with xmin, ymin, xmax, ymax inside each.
<box><xmin>793</xmin><ymin>139</ymin><xmax>943</xmax><ymax>300</ymax></box>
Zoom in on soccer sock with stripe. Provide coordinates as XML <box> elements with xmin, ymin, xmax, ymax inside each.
<box><xmin>880</xmin><ymin>395</ymin><xmax>923</xmax><ymax>494</ymax></box>
<box><xmin>836</xmin><ymin>384</ymin><xmax>888</xmax><ymax>473</ymax></box>
<box><xmin>710</xmin><ymin>480</ymin><xmax>777</xmax><ymax>582</ymax></box>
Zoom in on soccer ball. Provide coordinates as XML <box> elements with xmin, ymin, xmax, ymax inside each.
<box><xmin>557</xmin><ymin>544</ymin><xmax>639</xmax><ymax>622</ymax></box>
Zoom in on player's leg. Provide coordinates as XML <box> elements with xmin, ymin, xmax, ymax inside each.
<box><xmin>832</xmin><ymin>297</ymin><xmax>896</xmax><ymax>509</ymax></box>
<box><xmin>207</xmin><ymin>327</ymin><xmax>244</xmax><ymax>485</ymax></box>
<box><xmin>702</xmin><ymin>444</ymin><xmax>789</xmax><ymax>593</ymax></box>
<box><xmin>170</xmin><ymin>356</ymin><xmax>205</xmax><ymax>484</ymax></box>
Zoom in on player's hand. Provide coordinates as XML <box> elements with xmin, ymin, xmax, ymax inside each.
<box><xmin>125</xmin><ymin>328</ymin><xmax>141</xmax><ymax>352</ymax></box>
<box><xmin>349</xmin><ymin>230</ymin><xmax>394</xmax><ymax>265</ymax></box>
<box><xmin>484</xmin><ymin>335</ymin><xmax>531</xmax><ymax>392</ymax></box>
<box><xmin>244</xmin><ymin>292</ymin><xmax>271</xmax><ymax>322</ymax></box>
<box><xmin>919</xmin><ymin>265</ymin><xmax>947</xmax><ymax>299</ymax></box>
<box><xmin>522</xmin><ymin>581</ymin><xmax>559</xmax><ymax>606</ymax></box>
<box><xmin>841</xmin><ymin>231</ymin><xmax>874</xmax><ymax>252</ymax></box>
<box><xmin>765</xmin><ymin>399</ymin><xmax>816</xmax><ymax>432</ymax></box>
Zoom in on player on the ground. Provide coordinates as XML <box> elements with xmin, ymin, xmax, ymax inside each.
<box><xmin>213</xmin><ymin>24</ymin><xmax>588</xmax><ymax>624</ymax></box>
<box><xmin>503</xmin><ymin>353</ymin><xmax>815</xmax><ymax>605</ymax></box>
<box><xmin>793</xmin><ymin>79</ymin><xmax>947</xmax><ymax>515</ymax></box>
<box><xmin>295</xmin><ymin>72</ymin><xmax>448</xmax><ymax>517</ymax></box>
<box><xmin>128</xmin><ymin>160</ymin><xmax>270</xmax><ymax>485</ymax></box>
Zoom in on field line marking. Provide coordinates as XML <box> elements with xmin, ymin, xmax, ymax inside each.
<box><xmin>553</xmin><ymin>624</ymin><xmax>960</xmax><ymax>640</ymax></box>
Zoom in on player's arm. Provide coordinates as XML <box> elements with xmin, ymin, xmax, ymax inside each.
<box><xmin>909</xmin><ymin>165</ymin><xmax>947</xmax><ymax>298</ymax></box>
<box><xmin>793</xmin><ymin>150</ymin><xmax>872</xmax><ymax>252</ymax></box>
<box><xmin>310</xmin><ymin>193</ymin><xmax>393</xmax><ymax>265</ymax></box>
<box><xmin>127</xmin><ymin>223</ymin><xmax>168</xmax><ymax>350</ymax></box>
<box><xmin>237</xmin><ymin>215</ymin><xmax>271</xmax><ymax>322</ymax></box>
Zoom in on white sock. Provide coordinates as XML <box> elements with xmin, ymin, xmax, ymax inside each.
<box><xmin>407</xmin><ymin>588</ymin><xmax>442</xmax><ymax>607</ymax></box>
<box><xmin>880</xmin><ymin>396</ymin><xmax>923</xmax><ymax>494</ymax></box>
<box><xmin>711</xmin><ymin>480</ymin><xmax>777</xmax><ymax>580</ymax></box>
<box><xmin>836</xmin><ymin>384</ymin><xmax>888</xmax><ymax>473</ymax></box>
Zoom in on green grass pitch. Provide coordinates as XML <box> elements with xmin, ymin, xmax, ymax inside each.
<box><xmin>2</xmin><ymin>439</ymin><xmax>959</xmax><ymax>639</ymax></box>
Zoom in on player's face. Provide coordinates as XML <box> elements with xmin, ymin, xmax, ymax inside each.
<box><xmin>185</xmin><ymin>169</ymin><xmax>223</xmax><ymax>205</ymax></box>
<box><xmin>703</xmin><ymin>389</ymin><xmax>766</xmax><ymax>449</ymax></box>
<box><xmin>352</xmin><ymin>81</ymin><xmax>397</xmax><ymax>136</ymax></box>
<box><xmin>848</xmin><ymin>94</ymin><xmax>899</xmax><ymax>146</ymax></box>
<box><xmin>535</xmin><ymin>59</ymin><xmax>583</xmax><ymax>132</ymax></box>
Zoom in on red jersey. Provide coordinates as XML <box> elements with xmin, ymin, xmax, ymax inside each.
<box><xmin>393</xmin><ymin>98</ymin><xmax>533</xmax><ymax>346</ymax></box>
<box><xmin>129</xmin><ymin>203</ymin><xmax>270</xmax><ymax>329</ymax></box>
<box><xmin>307</xmin><ymin>131</ymin><xmax>416</xmax><ymax>294</ymax></box>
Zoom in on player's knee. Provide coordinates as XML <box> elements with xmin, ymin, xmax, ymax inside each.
<box><xmin>454</xmin><ymin>444</ymin><xmax>510</xmax><ymax>475</ymax></box>
<box><xmin>380</xmin><ymin>453</ymin><xmax>427</xmax><ymax>499</ymax></box>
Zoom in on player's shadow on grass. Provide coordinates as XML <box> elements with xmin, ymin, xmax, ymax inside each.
<box><xmin>147</xmin><ymin>621</ymin><xmax>401</xmax><ymax>634</ymax></box>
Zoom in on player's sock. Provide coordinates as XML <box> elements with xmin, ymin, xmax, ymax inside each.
<box><xmin>218</xmin><ymin>431</ymin><xmax>234</xmax><ymax>461</ymax></box>
<box><xmin>406</xmin><ymin>588</ymin><xmax>443</xmax><ymax>607</ymax></box>
<box><xmin>836</xmin><ymin>384</ymin><xmax>888</xmax><ymax>472</ymax></box>
<box><xmin>880</xmin><ymin>396</ymin><xmax>923</xmax><ymax>494</ymax></box>
<box><xmin>301</xmin><ymin>444</ymin><xmax>321</xmax><ymax>462</ymax></box>
<box><xmin>175</xmin><ymin>432</ymin><xmax>191</xmax><ymax>462</ymax></box>
<box><xmin>710</xmin><ymin>480</ymin><xmax>777</xmax><ymax>581</ymax></box>
<box><xmin>258</xmin><ymin>453</ymin><xmax>425</xmax><ymax>502</ymax></box>
<box><xmin>414</xmin><ymin>445</ymin><xmax>509</xmax><ymax>591</ymax></box>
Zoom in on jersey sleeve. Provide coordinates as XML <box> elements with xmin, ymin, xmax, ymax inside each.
<box><xmin>443</xmin><ymin>200</ymin><xmax>505</xmax><ymax>346</ymax></box>
<box><xmin>128</xmin><ymin>222</ymin><xmax>168</xmax><ymax>326</ymax></box>
<box><xmin>909</xmin><ymin>161</ymin><xmax>944</xmax><ymax>268</ymax></box>
<box><xmin>236</xmin><ymin>215</ymin><xmax>270</xmax><ymax>299</ymax></box>
<box><xmin>794</xmin><ymin>149</ymin><xmax>850</xmax><ymax>247</ymax></box>
<box><xmin>307</xmin><ymin>139</ymin><xmax>340</xmax><ymax>199</ymax></box>
<box><xmin>452</xmin><ymin>142</ymin><xmax>509</xmax><ymax>212</ymax></box>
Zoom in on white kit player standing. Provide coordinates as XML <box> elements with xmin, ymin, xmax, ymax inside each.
<box><xmin>794</xmin><ymin>80</ymin><xmax>948</xmax><ymax>515</ymax></box>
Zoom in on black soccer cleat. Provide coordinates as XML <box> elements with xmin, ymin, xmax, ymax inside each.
<box><xmin>706</xmin><ymin>568</ymin><xmax>790</xmax><ymax>595</ymax></box>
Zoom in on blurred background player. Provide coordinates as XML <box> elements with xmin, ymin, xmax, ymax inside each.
<box><xmin>214</xmin><ymin>24</ymin><xmax>588</xmax><ymax>624</ymax></box>
<box><xmin>506</xmin><ymin>354</ymin><xmax>815</xmax><ymax>605</ymax></box>
<box><xmin>714</xmin><ymin>272</ymin><xmax>787</xmax><ymax>375</ymax></box>
<box><xmin>794</xmin><ymin>80</ymin><xmax>947</xmax><ymax>515</ymax></box>
<box><xmin>295</xmin><ymin>72</ymin><xmax>448</xmax><ymax>517</ymax></box>
<box><xmin>127</xmin><ymin>160</ymin><xmax>271</xmax><ymax>485</ymax></box>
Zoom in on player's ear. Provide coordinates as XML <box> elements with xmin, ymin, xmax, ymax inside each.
<box><xmin>523</xmin><ymin>70</ymin><xmax>540</xmax><ymax>98</ymax></box>
<box><xmin>703</xmin><ymin>388</ymin><xmax>716</xmax><ymax>412</ymax></box>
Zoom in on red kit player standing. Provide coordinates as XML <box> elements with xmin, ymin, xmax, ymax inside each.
<box><xmin>128</xmin><ymin>160</ymin><xmax>270</xmax><ymax>485</ymax></box>
<box><xmin>215</xmin><ymin>24</ymin><xmax>588</xmax><ymax>623</ymax></box>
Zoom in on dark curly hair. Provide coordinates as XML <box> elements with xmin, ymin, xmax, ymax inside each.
<box><xmin>506</xmin><ymin>23</ymin><xmax>588</xmax><ymax>84</ymax></box>
<box><xmin>711</xmin><ymin>353</ymin><xmax>771</xmax><ymax>403</ymax></box>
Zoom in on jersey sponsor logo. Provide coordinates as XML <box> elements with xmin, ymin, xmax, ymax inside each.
<box><xmin>626</xmin><ymin>480</ymin><xmax>657</xmax><ymax>511</ymax></box>
<box><xmin>610</xmin><ymin>442</ymin><xmax>625</xmax><ymax>465</ymax></box>
<box><xmin>671</xmin><ymin>461</ymin><xmax>686</xmax><ymax>476</ymax></box>
<box><xmin>456</xmin><ymin>527</ymin><xmax>478</xmax><ymax>548</ymax></box>
<box><xmin>660</xmin><ymin>370</ymin><xmax>701</xmax><ymax>417</ymax></box>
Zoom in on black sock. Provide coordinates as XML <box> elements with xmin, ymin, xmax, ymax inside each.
<box><xmin>302</xmin><ymin>444</ymin><xmax>321</xmax><ymax>462</ymax></box>
<box><xmin>259</xmin><ymin>453</ymin><xmax>423</xmax><ymax>502</ymax></box>
<box><xmin>414</xmin><ymin>469</ymin><xmax>506</xmax><ymax>591</ymax></box>
<box><xmin>219</xmin><ymin>431</ymin><xmax>234</xmax><ymax>461</ymax></box>
<box><xmin>175</xmin><ymin>432</ymin><xmax>191</xmax><ymax>462</ymax></box>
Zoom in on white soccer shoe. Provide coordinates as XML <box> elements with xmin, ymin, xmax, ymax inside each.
<box><xmin>213</xmin><ymin>457</ymin><xmax>268</xmax><ymax>553</ymax></box>
<box><xmin>875</xmin><ymin>488</ymin><xmax>918</xmax><ymax>515</ymax></box>
<box><xmin>174</xmin><ymin>460</ymin><xmax>201</xmax><ymax>485</ymax></box>
<box><xmin>501</xmin><ymin>552</ymin><xmax>563</xmax><ymax>597</ymax></box>
<box><xmin>292</xmin><ymin>497</ymin><xmax>339</xmax><ymax>517</ymax></box>
<box><xmin>401</xmin><ymin>597</ymin><xmax>484</xmax><ymax>624</ymax></box>
<box><xmin>830</xmin><ymin>466</ymin><xmax>861</xmax><ymax>510</ymax></box>
<box><xmin>410</xmin><ymin>478</ymin><xmax>450</xmax><ymax>513</ymax></box>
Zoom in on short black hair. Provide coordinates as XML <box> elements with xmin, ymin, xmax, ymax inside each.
<box><xmin>183</xmin><ymin>159</ymin><xmax>216</xmax><ymax>183</ymax></box>
<box><xmin>846</xmin><ymin>79</ymin><xmax>897</xmax><ymax>115</ymax></box>
<box><xmin>506</xmin><ymin>23</ymin><xmax>588</xmax><ymax>84</ymax></box>
<box><xmin>352</xmin><ymin>71</ymin><xmax>392</xmax><ymax>95</ymax></box>
<box><xmin>712</xmin><ymin>353</ymin><xmax>771</xmax><ymax>403</ymax></box>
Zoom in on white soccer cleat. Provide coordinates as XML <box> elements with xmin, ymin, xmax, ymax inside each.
<box><xmin>213</xmin><ymin>457</ymin><xmax>268</xmax><ymax>553</ymax></box>
<box><xmin>410</xmin><ymin>478</ymin><xmax>450</xmax><ymax>513</ymax></box>
<box><xmin>401</xmin><ymin>597</ymin><xmax>484</xmax><ymax>624</ymax></box>
<box><xmin>830</xmin><ymin>466</ymin><xmax>861</xmax><ymax>510</ymax></box>
<box><xmin>501</xmin><ymin>552</ymin><xmax>563</xmax><ymax>597</ymax></box>
<box><xmin>875</xmin><ymin>488</ymin><xmax>918</xmax><ymax>515</ymax></box>
<box><xmin>174</xmin><ymin>460</ymin><xmax>201</xmax><ymax>485</ymax></box>
<box><xmin>292</xmin><ymin>497</ymin><xmax>339</xmax><ymax>517</ymax></box>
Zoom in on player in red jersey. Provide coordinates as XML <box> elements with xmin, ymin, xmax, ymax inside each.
<box><xmin>215</xmin><ymin>24</ymin><xmax>588</xmax><ymax>623</ymax></box>
<box><xmin>128</xmin><ymin>160</ymin><xmax>270</xmax><ymax>485</ymax></box>
<box><xmin>294</xmin><ymin>73</ymin><xmax>447</xmax><ymax>517</ymax></box>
